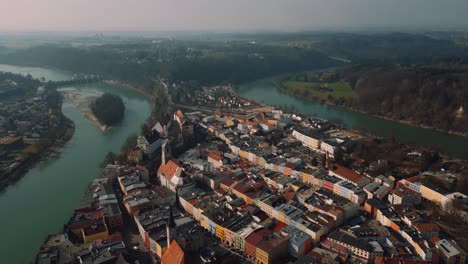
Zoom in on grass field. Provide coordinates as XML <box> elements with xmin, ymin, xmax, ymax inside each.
<box><xmin>279</xmin><ymin>79</ymin><xmax>357</xmax><ymax>101</ymax></box>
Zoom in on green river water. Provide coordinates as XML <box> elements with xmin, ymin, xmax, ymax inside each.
<box><xmin>1</xmin><ymin>66</ymin><xmax>468</xmax><ymax>263</ymax></box>
<box><xmin>238</xmin><ymin>77</ymin><xmax>468</xmax><ymax>158</ymax></box>
<box><xmin>0</xmin><ymin>65</ymin><xmax>152</xmax><ymax>263</ymax></box>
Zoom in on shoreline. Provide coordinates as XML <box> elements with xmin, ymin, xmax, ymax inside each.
<box><xmin>61</xmin><ymin>89</ymin><xmax>109</xmax><ymax>132</ymax></box>
<box><xmin>0</xmin><ymin>115</ymin><xmax>75</xmax><ymax>192</ymax></box>
<box><xmin>104</xmin><ymin>79</ymin><xmax>157</xmax><ymax>127</ymax></box>
<box><xmin>276</xmin><ymin>81</ymin><xmax>468</xmax><ymax>138</ymax></box>
<box><xmin>33</xmin><ymin>77</ymin><xmax>157</xmax><ymax>261</ymax></box>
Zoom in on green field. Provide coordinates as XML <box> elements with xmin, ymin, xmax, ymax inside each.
<box><xmin>279</xmin><ymin>79</ymin><xmax>357</xmax><ymax>102</ymax></box>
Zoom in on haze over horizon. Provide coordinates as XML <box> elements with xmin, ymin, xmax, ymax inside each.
<box><xmin>1</xmin><ymin>0</ymin><xmax>468</xmax><ymax>32</ymax></box>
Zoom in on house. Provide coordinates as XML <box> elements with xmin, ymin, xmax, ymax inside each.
<box><xmin>162</xmin><ymin>240</ymin><xmax>185</xmax><ymax>264</ymax></box>
<box><xmin>244</xmin><ymin>228</ymin><xmax>272</xmax><ymax>260</ymax></box>
<box><xmin>435</xmin><ymin>239</ymin><xmax>466</xmax><ymax>264</ymax></box>
<box><xmin>419</xmin><ymin>183</ymin><xmax>449</xmax><ymax>206</ymax></box>
<box><xmin>281</xmin><ymin>225</ymin><xmax>312</xmax><ymax>258</ymax></box>
<box><xmin>207</xmin><ymin>151</ymin><xmax>224</xmax><ymax>168</ymax></box>
<box><xmin>137</xmin><ymin>129</ymin><xmax>165</xmax><ymax>157</ymax></box>
<box><xmin>292</xmin><ymin>129</ymin><xmax>321</xmax><ymax>150</ymax></box>
<box><xmin>82</xmin><ymin>223</ymin><xmax>109</xmax><ymax>243</ymax></box>
<box><xmin>388</xmin><ymin>185</ymin><xmax>421</xmax><ymax>205</ymax></box>
<box><xmin>127</xmin><ymin>148</ymin><xmax>143</xmax><ymax>163</ymax></box>
<box><xmin>413</xmin><ymin>223</ymin><xmax>439</xmax><ymax>239</ymax></box>
<box><xmin>158</xmin><ymin>160</ymin><xmax>189</xmax><ymax>191</ymax></box>
<box><xmin>325</xmin><ymin>231</ymin><xmax>383</xmax><ymax>263</ymax></box>
<box><xmin>330</xmin><ymin>164</ymin><xmax>370</xmax><ymax>188</ymax></box>
<box><xmin>255</xmin><ymin>233</ymin><xmax>290</xmax><ymax>264</ymax></box>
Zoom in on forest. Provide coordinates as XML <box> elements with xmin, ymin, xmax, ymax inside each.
<box><xmin>91</xmin><ymin>93</ymin><xmax>126</xmax><ymax>126</ymax></box>
<box><xmin>334</xmin><ymin>61</ymin><xmax>468</xmax><ymax>134</ymax></box>
<box><xmin>0</xmin><ymin>40</ymin><xmax>335</xmax><ymax>88</ymax></box>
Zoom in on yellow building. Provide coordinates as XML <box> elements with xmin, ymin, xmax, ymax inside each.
<box><xmin>216</xmin><ymin>225</ymin><xmax>226</xmax><ymax>242</ymax></box>
<box><xmin>420</xmin><ymin>184</ymin><xmax>448</xmax><ymax>206</ymax></box>
<box><xmin>82</xmin><ymin>224</ymin><xmax>109</xmax><ymax>243</ymax></box>
<box><xmin>255</xmin><ymin>234</ymin><xmax>289</xmax><ymax>264</ymax></box>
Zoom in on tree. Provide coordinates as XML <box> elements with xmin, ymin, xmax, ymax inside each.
<box><xmin>91</xmin><ymin>93</ymin><xmax>125</xmax><ymax>126</ymax></box>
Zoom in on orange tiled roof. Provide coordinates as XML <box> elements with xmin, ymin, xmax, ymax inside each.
<box><xmin>414</xmin><ymin>222</ymin><xmax>440</xmax><ymax>233</ymax></box>
<box><xmin>405</xmin><ymin>176</ymin><xmax>421</xmax><ymax>183</ymax></box>
<box><xmin>332</xmin><ymin>164</ymin><xmax>364</xmax><ymax>183</ymax></box>
<box><xmin>161</xmin><ymin>239</ymin><xmax>185</xmax><ymax>264</ymax></box>
<box><xmin>207</xmin><ymin>151</ymin><xmax>223</xmax><ymax>161</ymax></box>
<box><xmin>157</xmin><ymin>160</ymin><xmax>181</xmax><ymax>180</ymax></box>
<box><xmin>272</xmin><ymin>221</ymin><xmax>288</xmax><ymax>232</ymax></box>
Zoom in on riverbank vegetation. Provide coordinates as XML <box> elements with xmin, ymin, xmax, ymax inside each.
<box><xmin>277</xmin><ymin>71</ymin><xmax>357</xmax><ymax>104</ymax></box>
<box><xmin>335</xmin><ymin>61</ymin><xmax>468</xmax><ymax>134</ymax></box>
<box><xmin>3</xmin><ymin>32</ymin><xmax>468</xmax><ymax>136</ymax></box>
<box><xmin>91</xmin><ymin>93</ymin><xmax>125</xmax><ymax>126</ymax></box>
<box><xmin>278</xmin><ymin>60</ymin><xmax>468</xmax><ymax>135</ymax></box>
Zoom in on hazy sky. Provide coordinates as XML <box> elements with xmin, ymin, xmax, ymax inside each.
<box><xmin>1</xmin><ymin>0</ymin><xmax>468</xmax><ymax>32</ymax></box>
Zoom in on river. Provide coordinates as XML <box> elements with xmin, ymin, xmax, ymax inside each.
<box><xmin>238</xmin><ymin>77</ymin><xmax>468</xmax><ymax>158</ymax></box>
<box><xmin>0</xmin><ymin>65</ymin><xmax>152</xmax><ymax>263</ymax></box>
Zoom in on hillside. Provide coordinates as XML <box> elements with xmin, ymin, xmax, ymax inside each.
<box><xmin>336</xmin><ymin>61</ymin><xmax>468</xmax><ymax>134</ymax></box>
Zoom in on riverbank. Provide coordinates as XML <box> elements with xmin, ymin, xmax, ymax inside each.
<box><xmin>34</xmin><ymin>80</ymin><xmax>160</xmax><ymax>261</ymax></box>
<box><xmin>104</xmin><ymin>80</ymin><xmax>158</xmax><ymax>127</ymax></box>
<box><xmin>61</xmin><ymin>89</ymin><xmax>109</xmax><ymax>132</ymax></box>
<box><xmin>276</xmin><ymin>80</ymin><xmax>468</xmax><ymax>138</ymax></box>
<box><xmin>0</xmin><ymin>115</ymin><xmax>75</xmax><ymax>192</ymax></box>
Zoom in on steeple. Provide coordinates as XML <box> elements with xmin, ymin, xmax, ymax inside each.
<box><xmin>168</xmin><ymin>204</ymin><xmax>176</xmax><ymax>228</ymax></box>
<box><xmin>174</xmin><ymin>187</ymin><xmax>184</xmax><ymax>212</ymax></box>
<box><xmin>161</xmin><ymin>140</ymin><xmax>167</xmax><ymax>165</ymax></box>
<box><xmin>166</xmin><ymin>204</ymin><xmax>176</xmax><ymax>247</ymax></box>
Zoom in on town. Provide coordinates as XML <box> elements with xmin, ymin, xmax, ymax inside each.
<box><xmin>0</xmin><ymin>73</ymin><xmax>73</xmax><ymax>190</ymax></box>
<box><xmin>36</xmin><ymin>84</ymin><xmax>468</xmax><ymax>264</ymax></box>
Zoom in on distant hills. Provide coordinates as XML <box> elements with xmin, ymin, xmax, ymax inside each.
<box><xmin>2</xmin><ymin>32</ymin><xmax>468</xmax><ymax>134</ymax></box>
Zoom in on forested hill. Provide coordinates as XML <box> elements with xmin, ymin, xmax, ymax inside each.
<box><xmin>0</xmin><ymin>42</ymin><xmax>334</xmax><ymax>87</ymax></box>
<box><xmin>312</xmin><ymin>33</ymin><xmax>468</xmax><ymax>64</ymax></box>
<box><xmin>337</xmin><ymin>61</ymin><xmax>468</xmax><ymax>134</ymax></box>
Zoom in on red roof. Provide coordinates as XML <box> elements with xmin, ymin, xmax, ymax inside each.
<box><xmin>220</xmin><ymin>178</ymin><xmax>234</xmax><ymax>188</ymax></box>
<box><xmin>392</xmin><ymin>185</ymin><xmax>417</xmax><ymax>197</ymax></box>
<box><xmin>135</xmin><ymin>164</ymin><xmax>148</xmax><ymax>172</ymax></box>
<box><xmin>161</xmin><ymin>239</ymin><xmax>185</xmax><ymax>264</ymax></box>
<box><xmin>414</xmin><ymin>223</ymin><xmax>440</xmax><ymax>233</ymax></box>
<box><xmin>405</xmin><ymin>176</ymin><xmax>421</xmax><ymax>183</ymax></box>
<box><xmin>245</xmin><ymin>228</ymin><xmax>272</xmax><ymax>246</ymax></box>
<box><xmin>257</xmin><ymin>235</ymin><xmax>290</xmax><ymax>253</ymax></box>
<box><xmin>283</xmin><ymin>190</ymin><xmax>296</xmax><ymax>202</ymax></box>
<box><xmin>90</xmin><ymin>209</ymin><xmax>105</xmax><ymax>219</ymax></box>
<box><xmin>157</xmin><ymin>160</ymin><xmax>181</xmax><ymax>180</ymax></box>
<box><xmin>331</xmin><ymin>164</ymin><xmax>364</xmax><ymax>183</ymax></box>
<box><xmin>233</xmin><ymin>182</ymin><xmax>251</xmax><ymax>193</ymax></box>
<box><xmin>207</xmin><ymin>151</ymin><xmax>223</xmax><ymax>162</ymax></box>
<box><xmin>272</xmin><ymin>221</ymin><xmax>288</xmax><ymax>232</ymax></box>
<box><xmin>128</xmin><ymin>148</ymin><xmax>141</xmax><ymax>158</ymax></box>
